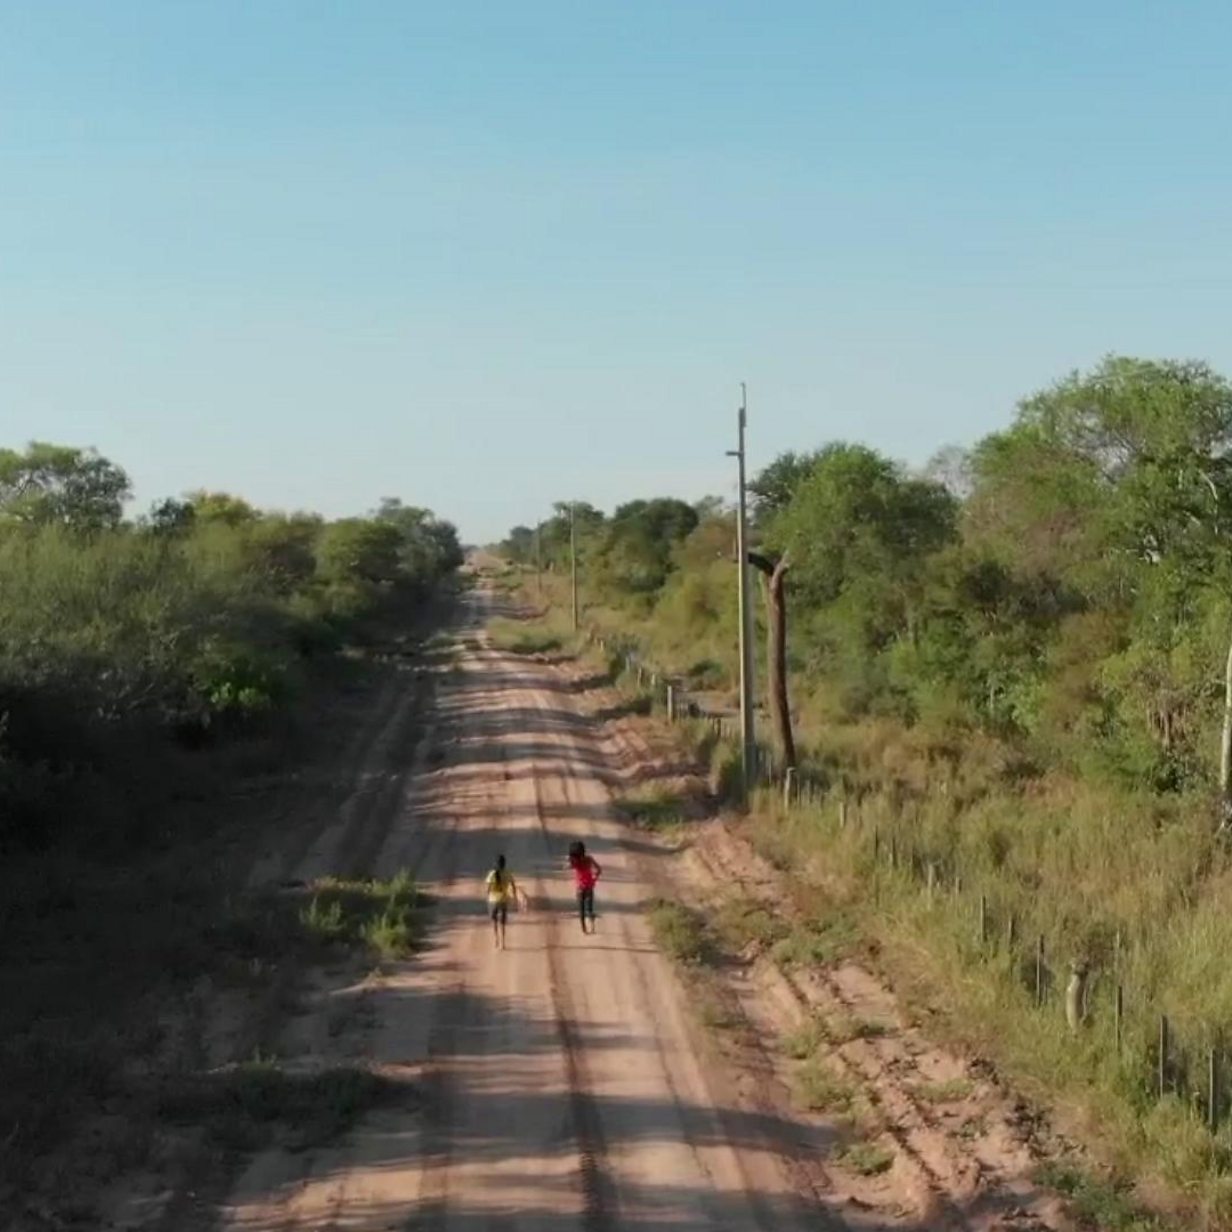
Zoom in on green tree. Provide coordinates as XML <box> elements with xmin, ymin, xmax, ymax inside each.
<box><xmin>966</xmin><ymin>356</ymin><xmax>1232</xmax><ymax>789</ymax></box>
<box><xmin>594</xmin><ymin>498</ymin><xmax>699</xmax><ymax>597</ymax></box>
<box><xmin>748</xmin><ymin>450</ymin><xmax>820</xmax><ymax>527</ymax></box>
<box><xmin>186</xmin><ymin>490</ymin><xmax>259</xmax><ymax>527</ymax></box>
<box><xmin>772</xmin><ymin>444</ymin><xmax>957</xmax><ymax>628</ymax></box>
<box><xmin>0</xmin><ymin>442</ymin><xmax>131</xmax><ymax>530</ymax></box>
<box><xmin>374</xmin><ymin>498</ymin><xmax>463</xmax><ymax>582</ymax></box>
<box><xmin>501</xmin><ymin>525</ymin><xmax>536</xmax><ymax>565</ymax></box>
<box><xmin>314</xmin><ymin>519</ymin><xmax>403</xmax><ymax>588</ymax></box>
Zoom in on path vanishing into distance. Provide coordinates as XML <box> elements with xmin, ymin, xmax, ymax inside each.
<box><xmin>200</xmin><ymin>581</ymin><xmax>1070</xmax><ymax>1232</ymax></box>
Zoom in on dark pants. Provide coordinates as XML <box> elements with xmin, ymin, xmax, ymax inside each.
<box><xmin>577</xmin><ymin>887</ymin><xmax>595</xmax><ymax>926</ymax></box>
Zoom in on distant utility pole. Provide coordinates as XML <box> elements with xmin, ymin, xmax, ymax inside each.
<box><xmin>727</xmin><ymin>384</ymin><xmax>756</xmax><ymax>797</ymax></box>
<box><xmin>535</xmin><ymin>523</ymin><xmax>543</xmax><ymax>598</ymax></box>
<box><xmin>570</xmin><ymin>501</ymin><xmax>579</xmax><ymax>632</ymax></box>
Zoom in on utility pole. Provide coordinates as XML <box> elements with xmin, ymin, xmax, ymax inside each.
<box><xmin>535</xmin><ymin>522</ymin><xmax>543</xmax><ymax>599</ymax></box>
<box><xmin>727</xmin><ymin>384</ymin><xmax>756</xmax><ymax>797</ymax></box>
<box><xmin>570</xmin><ymin>501</ymin><xmax>579</xmax><ymax>632</ymax></box>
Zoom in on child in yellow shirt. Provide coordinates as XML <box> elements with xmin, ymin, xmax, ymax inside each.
<box><xmin>485</xmin><ymin>854</ymin><xmax>528</xmax><ymax>950</ymax></box>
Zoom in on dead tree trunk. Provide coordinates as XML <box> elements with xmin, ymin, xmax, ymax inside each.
<box><xmin>748</xmin><ymin>551</ymin><xmax>796</xmax><ymax>769</ymax></box>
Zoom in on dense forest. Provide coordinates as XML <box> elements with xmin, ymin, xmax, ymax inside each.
<box><xmin>0</xmin><ymin>441</ymin><xmax>462</xmax><ymax>850</ymax></box>
<box><xmin>505</xmin><ymin>355</ymin><xmax>1232</xmax><ymax>808</ymax></box>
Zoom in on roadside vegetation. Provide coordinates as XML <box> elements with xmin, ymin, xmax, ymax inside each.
<box><xmin>0</xmin><ymin>441</ymin><xmax>459</xmax><ymax>1222</ymax></box>
<box><xmin>498</xmin><ymin>355</ymin><xmax>1232</xmax><ymax>1227</ymax></box>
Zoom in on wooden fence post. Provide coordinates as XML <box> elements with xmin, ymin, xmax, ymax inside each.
<box><xmin>1159</xmin><ymin>1015</ymin><xmax>1169</xmax><ymax>1099</ymax></box>
<box><xmin>666</xmin><ymin>684</ymin><xmax>676</xmax><ymax>722</ymax></box>
<box><xmin>783</xmin><ymin>766</ymin><xmax>796</xmax><ymax>808</ymax></box>
<box><xmin>1210</xmin><ymin>1045</ymin><xmax>1220</xmax><ymax>1132</ymax></box>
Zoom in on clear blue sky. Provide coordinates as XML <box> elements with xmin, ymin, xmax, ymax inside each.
<box><xmin>3</xmin><ymin>2</ymin><xmax>1230</xmax><ymax>542</ymax></box>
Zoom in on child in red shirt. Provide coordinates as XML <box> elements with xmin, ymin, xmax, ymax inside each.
<box><xmin>568</xmin><ymin>840</ymin><xmax>602</xmax><ymax>934</ymax></box>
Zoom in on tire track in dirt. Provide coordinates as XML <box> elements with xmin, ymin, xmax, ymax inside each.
<box><xmin>523</xmin><ymin>680</ymin><xmax>836</xmax><ymax>1230</ymax></box>
<box><xmin>218</xmin><ymin>592</ymin><xmax>893</xmax><ymax>1231</ymax></box>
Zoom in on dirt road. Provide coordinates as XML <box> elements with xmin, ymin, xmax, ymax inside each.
<box><xmin>213</xmin><ymin>587</ymin><xmax>836</xmax><ymax>1230</ymax></box>
<box><xmin>210</xmin><ymin>586</ymin><xmax>1073</xmax><ymax>1232</ymax></box>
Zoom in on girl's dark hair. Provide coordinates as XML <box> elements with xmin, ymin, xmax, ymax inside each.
<box><xmin>496</xmin><ymin>854</ymin><xmax>506</xmax><ymax>869</ymax></box>
<box><xmin>568</xmin><ymin>840</ymin><xmax>585</xmax><ymax>859</ymax></box>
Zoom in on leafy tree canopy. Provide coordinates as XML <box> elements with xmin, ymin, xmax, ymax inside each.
<box><xmin>0</xmin><ymin>442</ymin><xmax>130</xmax><ymax>531</ymax></box>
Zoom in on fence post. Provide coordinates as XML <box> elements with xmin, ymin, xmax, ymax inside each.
<box><xmin>783</xmin><ymin>766</ymin><xmax>796</xmax><ymax>808</ymax></box>
<box><xmin>978</xmin><ymin>895</ymin><xmax>988</xmax><ymax>947</ymax></box>
<box><xmin>1035</xmin><ymin>936</ymin><xmax>1045</xmax><ymax>1006</ymax></box>
<box><xmin>839</xmin><ymin>798</ymin><xmax>848</xmax><ymax>829</ymax></box>
<box><xmin>666</xmin><ymin>684</ymin><xmax>676</xmax><ymax>722</ymax></box>
<box><xmin>1115</xmin><ymin>985</ymin><xmax>1123</xmax><ymax>1056</ymax></box>
<box><xmin>1210</xmin><ymin>1045</ymin><xmax>1220</xmax><ymax>1132</ymax></box>
<box><xmin>1007</xmin><ymin>913</ymin><xmax>1017</xmax><ymax>950</ymax></box>
<box><xmin>1159</xmin><ymin>1015</ymin><xmax>1169</xmax><ymax>1099</ymax></box>
<box><xmin>926</xmin><ymin>862</ymin><xmax>936</xmax><ymax>899</ymax></box>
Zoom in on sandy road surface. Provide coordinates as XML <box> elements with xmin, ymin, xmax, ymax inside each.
<box><xmin>218</xmin><ymin>588</ymin><xmax>839</xmax><ymax>1231</ymax></box>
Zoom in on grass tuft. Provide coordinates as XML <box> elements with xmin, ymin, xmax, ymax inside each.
<box><xmin>1033</xmin><ymin>1161</ymin><xmax>1163</xmax><ymax>1231</ymax></box>
<box><xmin>159</xmin><ymin>1058</ymin><xmax>405</xmax><ymax>1153</ymax></box>
<box><xmin>783</xmin><ymin>1017</ymin><xmax>827</xmax><ymax>1060</ymax></box>
<box><xmin>299</xmin><ymin>870</ymin><xmax>425</xmax><ymax>961</ymax></box>
<box><xmin>647</xmin><ymin>899</ymin><xmax>713</xmax><ymax>966</ymax></box>
<box><xmin>911</xmin><ymin>1077</ymin><xmax>975</xmax><ymax>1105</ymax></box>
<box><xmin>838</xmin><ymin>1139</ymin><xmax>896</xmax><ymax>1177</ymax></box>
<box><xmin>715</xmin><ymin>895</ymin><xmax>789</xmax><ymax>952</ymax></box>
<box><xmin>795</xmin><ymin>1058</ymin><xmax>855</xmax><ymax>1114</ymax></box>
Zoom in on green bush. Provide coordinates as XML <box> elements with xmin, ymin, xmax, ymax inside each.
<box><xmin>0</xmin><ymin>460</ymin><xmax>462</xmax><ymax>851</ymax></box>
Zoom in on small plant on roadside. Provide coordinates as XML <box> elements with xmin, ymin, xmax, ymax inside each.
<box><xmin>486</xmin><ymin>617</ymin><xmax>566</xmax><ymax>657</ymax></box>
<box><xmin>1033</xmin><ymin>1161</ymin><xmax>1163</xmax><ymax>1231</ymax></box>
<box><xmin>912</xmin><ymin>1077</ymin><xmax>975</xmax><ymax>1105</ymax></box>
<box><xmin>715</xmin><ymin>896</ymin><xmax>788</xmax><ymax>952</ymax></box>
<box><xmin>823</xmin><ymin>1010</ymin><xmax>891</xmax><ymax>1045</ymax></box>
<box><xmin>617</xmin><ymin>789</ymin><xmax>686</xmax><ymax>832</ymax></box>
<box><xmin>160</xmin><ymin>1057</ymin><xmax>401</xmax><ymax>1153</ymax></box>
<box><xmin>771</xmin><ymin>915</ymin><xmax>857</xmax><ymax>970</ymax></box>
<box><xmin>648</xmin><ymin>899</ymin><xmax>713</xmax><ymax>966</ymax></box>
<box><xmin>300</xmin><ymin>870</ymin><xmax>425</xmax><ymax>960</ymax></box>
<box><xmin>783</xmin><ymin>1017</ymin><xmax>827</xmax><ymax>1060</ymax></box>
<box><xmin>696</xmin><ymin>985</ymin><xmax>740</xmax><ymax>1032</ymax></box>
<box><xmin>795</xmin><ymin>1057</ymin><xmax>855</xmax><ymax>1114</ymax></box>
<box><xmin>839</xmin><ymin>1139</ymin><xmax>895</xmax><ymax>1177</ymax></box>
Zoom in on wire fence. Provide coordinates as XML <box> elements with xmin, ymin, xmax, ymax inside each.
<box><xmin>584</xmin><ymin>622</ymin><xmax>1232</xmax><ymax>1139</ymax></box>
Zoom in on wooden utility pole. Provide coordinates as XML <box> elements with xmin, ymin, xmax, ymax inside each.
<box><xmin>570</xmin><ymin>502</ymin><xmax>579</xmax><ymax>632</ymax></box>
<box><xmin>727</xmin><ymin>385</ymin><xmax>756</xmax><ymax>796</ymax></box>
